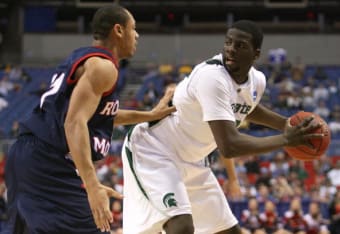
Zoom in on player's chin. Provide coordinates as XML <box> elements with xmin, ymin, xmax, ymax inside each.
<box><xmin>226</xmin><ymin>64</ymin><xmax>240</xmax><ymax>72</ymax></box>
<box><xmin>126</xmin><ymin>48</ymin><xmax>136</xmax><ymax>58</ymax></box>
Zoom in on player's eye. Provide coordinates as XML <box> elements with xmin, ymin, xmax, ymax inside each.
<box><xmin>225</xmin><ymin>40</ymin><xmax>232</xmax><ymax>46</ymax></box>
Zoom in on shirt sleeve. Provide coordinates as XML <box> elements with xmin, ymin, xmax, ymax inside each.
<box><xmin>193</xmin><ymin>69</ymin><xmax>235</xmax><ymax>122</ymax></box>
<box><xmin>256</xmin><ymin>71</ymin><xmax>266</xmax><ymax>104</ymax></box>
<box><xmin>247</xmin><ymin>69</ymin><xmax>267</xmax><ymax>115</ymax></box>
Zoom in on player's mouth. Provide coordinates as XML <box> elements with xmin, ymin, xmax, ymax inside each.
<box><xmin>225</xmin><ymin>57</ymin><xmax>237</xmax><ymax>65</ymax></box>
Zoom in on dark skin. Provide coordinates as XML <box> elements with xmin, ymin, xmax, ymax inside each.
<box><xmin>223</xmin><ymin>28</ymin><xmax>260</xmax><ymax>84</ymax></box>
<box><xmin>209</xmin><ymin>28</ymin><xmax>321</xmax><ymax>159</ymax></box>
<box><xmin>164</xmin><ymin>27</ymin><xmax>322</xmax><ymax>234</ymax></box>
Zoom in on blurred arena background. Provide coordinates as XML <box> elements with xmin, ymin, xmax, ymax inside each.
<box><xmin>0</xmin><ymin>0</ymin><xmax>339</xmax><ymax>233</ymax></box>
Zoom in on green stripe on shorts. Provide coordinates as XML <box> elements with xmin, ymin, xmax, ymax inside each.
<box><xmin>127</xmin><ymin>125</ymin><xmax>136</xmax><ymax>141</ymax></box>
<box><xmin>125</xmin><ymin>146</ymin><xmax>149</xmax><ymax>200</ymax></box>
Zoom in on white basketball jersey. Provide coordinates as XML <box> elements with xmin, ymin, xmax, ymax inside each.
<box><xmin>134</xmin><ymin>54</ymin><xmax>266</xmax><ymax>162</ymax></box>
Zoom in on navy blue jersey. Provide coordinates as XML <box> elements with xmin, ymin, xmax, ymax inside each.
<box><xmin>20</xmin><ymin>46</ymin><xmax>119</xmax><ymax>161</ymax></box>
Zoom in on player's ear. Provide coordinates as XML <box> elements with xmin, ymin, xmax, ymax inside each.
<box><xmin>114</xmin><ymin>24</ymin><xmax>123</xmax><ymax>38</ymax></box>
<box><xmin>254</xmin><ymin>49</ymin><xmax>261</xmax><ymax>60</ymax></box>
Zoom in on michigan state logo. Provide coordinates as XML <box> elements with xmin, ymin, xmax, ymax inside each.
<box><xmin>231</xmin><ymin>103</ymin><xmax>251</xmax><ymax>115</ymax></box>
<box><xmin>162</xmin><ymin>193</ymin><xmax>177</xmax><ymax>208</ymax></box>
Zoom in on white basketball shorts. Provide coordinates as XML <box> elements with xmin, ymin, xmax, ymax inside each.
<box><xmin>121</xmin><ymin>126</ymin><xmax>238</xmax><ymax>234</ymax></box>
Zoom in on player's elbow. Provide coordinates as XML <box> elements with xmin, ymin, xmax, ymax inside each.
<box><xmin>219</xmin><ymin>145</ymin><xmax>240</xmax><ymax>159</ymax></box>
<box><xmin>64</xmin><ymin>120</ymin><xmax>75</xmax><ymax>136</ymax></box>
<box><xmin>64</xmin><ymin>118</ymin><xmax>81</xmax><ymax>136</ymax></box>
<box><xmin>218</xmin><ymin>136</ymin><xmax>249</xmax><ymax>158</ymax></box>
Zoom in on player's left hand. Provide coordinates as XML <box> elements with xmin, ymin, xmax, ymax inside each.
<box><xmin>225</xmin><ymin>179</ymin><xmax>242</xmax><ymax>200</ymax></box>
<box><xmin>151</xmin><ymin>83</ymin><xmax>177</xmax><ymax>119</ymax></box>
<box><xmin>283</xmin><ymin>116</ymin><xmax>322</xmax><ymax>148</ymax></box>
<box><xmin>87</xmin><ymin>183</ymin><xmax>123</xmax><ymax>232</ymax></box>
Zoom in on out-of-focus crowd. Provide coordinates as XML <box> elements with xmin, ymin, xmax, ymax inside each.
<box><xmin>0</xmin><ymin>49</ymin><xmax>339</xmax><ymax>233</ymax></box>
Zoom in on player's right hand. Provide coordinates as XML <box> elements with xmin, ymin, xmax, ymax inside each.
<box><xmin>225</xmin><ymin>179</ymin><xmax>242</xmax><ymax>200</ymax></box>
<box><xmin>283</xmin><ymin>116</ymin><xmax>322</xmax><ymax>148</ymax></box>
<box><xmin>151</xmin><ymin>83</ymin><xmax>177</xmax><ymax>118</ymax></box>
<box><xmin>87</xmin><ymin>184</ymin><xmax>123</xmax><ymax>232</ymax></box>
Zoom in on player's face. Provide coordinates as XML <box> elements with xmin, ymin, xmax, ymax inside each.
<box><xmin>223</xmin><ymin>28</ymin><xmax>259</xmax><ymax>77</ymax></box>
<box><xmin>120</xmin><ymin>11</ymin><xmax>139</xmax><ymax>58</ymax></box>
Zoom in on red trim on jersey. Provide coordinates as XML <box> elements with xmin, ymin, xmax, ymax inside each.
<box><xmin>93</xmin><ymin>46</ymin><xmax>119</xmax><ymax>67</ymax></box>
<box><xmin>66</xmin><ymin>52</ymin><xmax>115</xmax><ymax>85</ymax></box>
<box><xmin>102</xmin><ymin>66</ymin><xmax>120</xmax><ymax>97</ymax></box>
<box><xmin>66</xmin><ymin>52</ymin><xmax>119</xmax><ymax>96</ymax></box>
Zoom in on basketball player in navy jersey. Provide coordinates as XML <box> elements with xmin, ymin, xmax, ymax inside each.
<box><xmin>4</xmin><ymin>5</ymin><xmax>175</xmax><ymax>234</ymax></box>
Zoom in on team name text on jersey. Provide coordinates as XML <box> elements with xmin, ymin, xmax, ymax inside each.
<box><xmin>100</xmin><ymin>100</ymin><xmax>119</xmax><ymax>116</ymax></box>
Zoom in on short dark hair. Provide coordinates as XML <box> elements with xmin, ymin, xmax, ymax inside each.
<box><xmin>231</xmin><ymin>20</ymin><xmax>263</xmax><ymax>49</ymax></box>
<box><xmin>91</xmin><ymin>5</ymin><xmax>129</xmax><ymax>40</ymax></box>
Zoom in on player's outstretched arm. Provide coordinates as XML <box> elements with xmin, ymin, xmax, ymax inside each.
<box><xmin>209</xmin><ymin>117</ymin><xmax>322</xmax><ymax>159</ymax></box>
<box><xmin>114</xmin><ymin>84</ymin><xmax>176</xmax><ymax>126</ymax></box>
<box><xmin>246</xmin><ymin>104</ymin><xmax>287</xmax><ymax>131</ymax></box>
<box><xmin>64</xmin><ymin>57</ymin><xmax>122</xmax><ymax>232</ymax></box>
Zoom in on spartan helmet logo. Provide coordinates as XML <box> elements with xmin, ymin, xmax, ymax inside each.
<box><xmin>162</xmin><ymin>192</ymin><xmax>177</xmax><ymax>208</ymax></box>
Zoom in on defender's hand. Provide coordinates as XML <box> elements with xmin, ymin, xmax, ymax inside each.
<box><xmin>150</xmin><ymin>84</ymin><xmax>177</xmax><ymax>119</ymax></box>
<box><xmin>87</xmin><ymin>184</ymin><xmax>123</xmax><ymax>232</ymax></box>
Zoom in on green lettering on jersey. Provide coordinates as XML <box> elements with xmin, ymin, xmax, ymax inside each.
<box><xmin>231</xmin><ymin>103</ymin><xmax>251</xmax><ymax>115</ymax></box>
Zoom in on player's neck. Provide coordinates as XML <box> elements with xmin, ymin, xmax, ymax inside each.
<box><xmin>223</xmin><ymin>55</ymin><xmax>250</xmax><ymax>84</ymax></box>
<box><xmin>92</xmin><ymin>40</ymin><xmax>117</xmax><ymax>57</ymax></box>
<box><xmin>232</xmin><ymin>74</ymin><xmax>248</xmax><ymax>84</ymax></box>
<box><xmin>227</xmin><ymin>69</ymin><xmax>248</xmax><ymax>84</ymax></box>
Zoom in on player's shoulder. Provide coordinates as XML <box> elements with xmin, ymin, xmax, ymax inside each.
<box><xmin>70</xmin><ymin>46</ymin><xmax>115</xmax><ymax>62</ymax></box>
<box><xmin>198</xmin><ymin>54</ymin><xmax>224</xmax><ymax>70</ymax></box>
<box><xmin>249</xmin><ymin>66</ymin><xmax>266</xmax><ymax>82</ymax></box>
<box><xmin>204</xmin><ymin>54</ymin><xmax>224</xmax><ymax>66</ymax></box>
<box><xmin>191</xmin><ymin>54</ymin><xmax>226</xmax><ymax>78</ymax></box>
<box><xmin>85</xmin><ymin>56</ymin><xmax>117</xmax><ymax>75</ymax></box>
<box><xmin>81</xmin><ymin>57</ymin><xmax>117</xmax><ymax>93</ymax></box>
<box><xmin>249</xmin><ymin>66</ymin><xmax>266</xmax><ymax>88</ymax></box>
<box><xmin>72</xmin><ymin>46</ymin><xmax>108</xmax><ymax>54</ymax></box>
<box><xmin>70</xmin><ymin>46</ymin><xmax>98</xmax><ymax>57</ymax></box>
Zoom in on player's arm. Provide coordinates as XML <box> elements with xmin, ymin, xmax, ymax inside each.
<box><xmin>198</xmin><ymin>70</ymin><xmax>320</xmax><ymax>158</ymax></box>
<box><xmin>114</xmin><ymin>84</ymin><xmax>176</xmax><ymax>126</ymax></box>
<box><xmin>196</xmin><ymin>73</ymin><xmax>287</xmax><ymax>158</ymax></box>
<box><xmin>222</xmin><ymin>157</ymin><xmax>238</xmax><ymax>181</ymax></box>
<box><xmin>246</xmin><ymin>103</ymin><xmax>287</xmax><ymax>131</ymax></box>
<box><xmin>209</xmin><ymin>118</ymin><xmax>319</xmax><ymax>159</ymax></box>
<box><xmin>220</xmin><ymin>157</ymin><xmax>242</xmax><ymax>199</ymax></box>
<box><xmin>209</xmin><ymin>120</ymin><xmax>288</xmax><ymax>158</ymax></box>
<box><xmin>65</xmin><ymin>57</ymin><xmax>112</xmax><ymax>190</ymax></box>
<box><xmin>64</xmin><ymin>57</ymin><xmax>121</xmax><ymax>232</ymax></box>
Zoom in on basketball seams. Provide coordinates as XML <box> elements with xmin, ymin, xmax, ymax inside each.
<box><xmin>291</xmin><ymin>113</ymin><xmax>319</xmax><ymax>157</ymax></box>
<box><xmin>317</xmin><ymin>119</ymin><xmax>327</xmax><ymax>154</ymax></box>
<box><xmin>285</xmin><ymin>111</ymin><xmax>330</xmax><ymax>161</ymax></box>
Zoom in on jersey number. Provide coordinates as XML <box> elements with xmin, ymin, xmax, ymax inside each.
<box><xmin>40</xmin><ymin>73</ymin><xmax>65</xmax><ymax>108</ymax></box>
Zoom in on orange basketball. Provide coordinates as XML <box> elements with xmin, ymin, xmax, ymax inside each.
<box><xmin>283</xmin><ymin>111</ymin><xmax>331</xmax><ymax>161</ymax></box>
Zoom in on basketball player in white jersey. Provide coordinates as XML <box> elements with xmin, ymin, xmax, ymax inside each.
<box><xmin>121</xmin><ymin>20</ymin><xmax>321</xmax><ymax>234</ymax></box>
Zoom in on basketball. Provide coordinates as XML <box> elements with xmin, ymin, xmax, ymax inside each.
<box><xmin>284</xmin><ymin>111</ymin><xmax>331</xmax><ymax>161</ymax></box>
